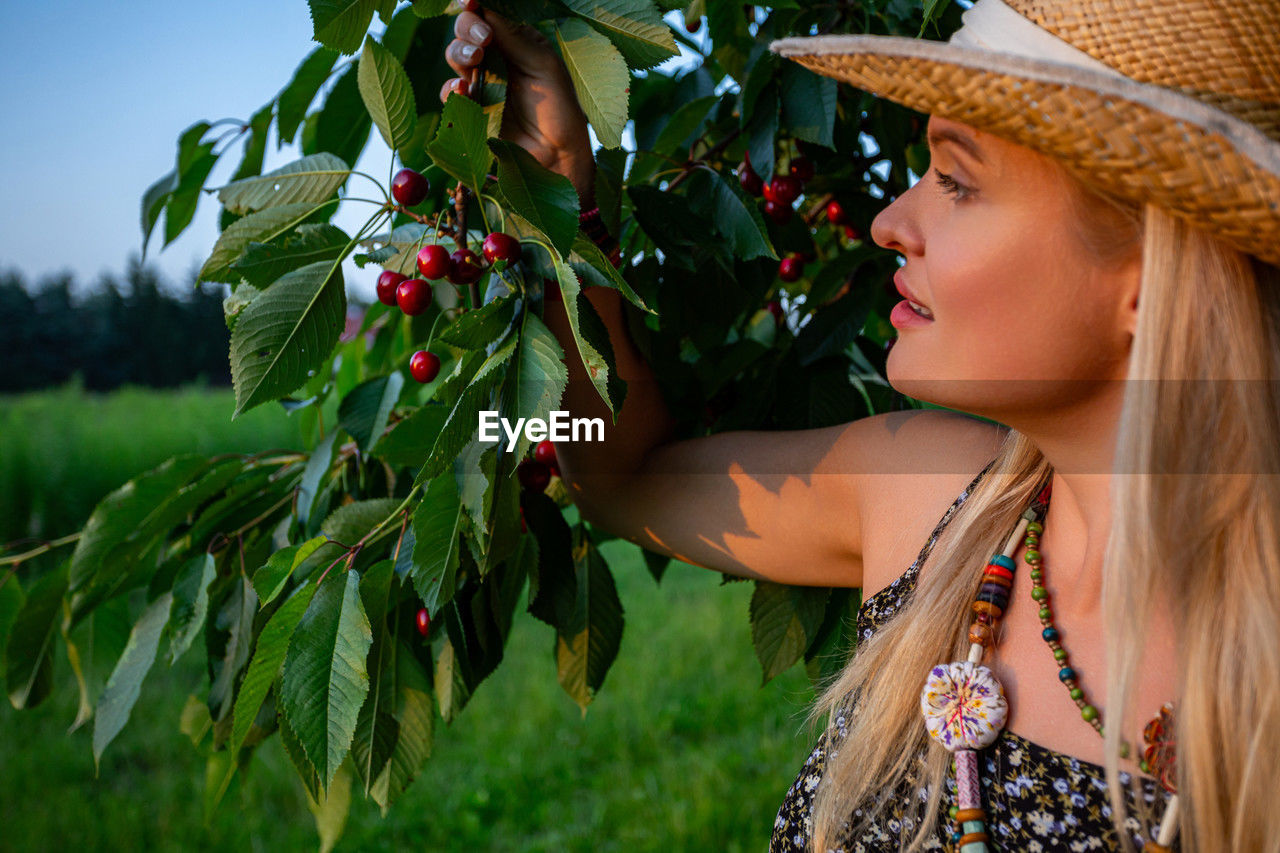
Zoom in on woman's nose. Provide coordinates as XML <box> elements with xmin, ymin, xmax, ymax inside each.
<box><xmin>870</xmin><ymin>184</ymin><xmax>921</xmax><ymax>253</ymax></box>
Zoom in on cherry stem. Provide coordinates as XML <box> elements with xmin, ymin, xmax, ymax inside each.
<box><xmin>666</xmin><ymin>127</ymin><xmax>743</xmax><ymax>192</ymax></box>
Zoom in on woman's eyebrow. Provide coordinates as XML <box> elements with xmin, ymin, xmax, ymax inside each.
<box><xmin>927</xmin><ymin>127</ymin><xmax>986</xmax><ymax>165</ymax></box>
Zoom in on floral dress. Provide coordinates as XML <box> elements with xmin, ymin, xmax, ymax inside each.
<box><xmin>769</xmin><ymin>460</ymin><xmax>1178</xmax><ymax>852</ymax></box>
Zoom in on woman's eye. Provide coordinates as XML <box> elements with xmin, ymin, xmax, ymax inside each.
<box><xmin>934</xmin><ymin>169</ymin><xmax>971</xmax><ymax>201</ymax></box>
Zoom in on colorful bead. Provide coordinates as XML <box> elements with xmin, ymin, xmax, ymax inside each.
<box><xmin>1069</xmin><ymin>687</ymin><xmax>1083</xmax><ymax>700</ymax></box>
<box><xmin>1039</xmin><ymin>606</ymin><xmax>1052</xmax><ymax>619</ymax></box>
<box><xmin>968</xmin><ymin>622</ymin><xmax>993</xmax><ymax>646</ymax></box>
<box><xmin>1053</xmin><ymin>648</ymin><xmax>1068</xmax><ymax>661</ymax></box>
<box><xmin>984</xmin><ymin>564</ymin><xmax>1015</xmax><ymax>582</ymax></box>
<box><xmin>988</xmin><ymin>554</ymin><xmax>1016</xmax><ymax>571</ymax></box>
<box><xmin>1025</xmin><ymin>549</ymin><xmax>1041</xmax><ymax>562</ymax></box>
<box><xmin>1026</xmin><ymin>520</ymin><xmax>1042</xmax><ymax>534</ymax></box>
<box><xmin>1058</xmin><ymin>666</ymin><xmax>1076</xmax><ymax>682</ymax></box>
<box><xmin>1042</xmin><ymin>627</ymin><xmax>1059</xmax><ymax>641</ymax></box>
<box><xmin>1031</xmin><ymin>586</ymin><xmax>1048</xmax><ymax>601</ymax></box>
<box><xmin>1082</xmin><ymin>704</ymin><xmax>1098</xmax><ymax>722</ymax></box>
<box><xmin>972</xmin><ymin>601</ymin><xmax>1003</xmax><ymax>618</ymax></box>
<box><xmin>920</xmin><ymin>662</ymin><xmax>1008</xmax><ymax>751</ymax></box>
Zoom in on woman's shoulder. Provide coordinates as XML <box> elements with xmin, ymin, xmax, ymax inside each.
<box><xmin>856</xmin><ymin>411</ymin><xmax>1006</xmax><ymax>603</ymax></box>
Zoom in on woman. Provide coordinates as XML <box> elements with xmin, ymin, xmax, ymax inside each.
<box><xmin>442</xmin><ymin>0</ymin><xmax>1280</xmax><ymax>849</ymax></box>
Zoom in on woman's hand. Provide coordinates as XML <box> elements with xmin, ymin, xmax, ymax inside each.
<box><xmin>442</xmin><ymin>8</ymin><xmax>597</xmax><ymax>205</ymax></box>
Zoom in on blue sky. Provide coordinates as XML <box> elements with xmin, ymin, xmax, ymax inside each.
<box><xmin>0</xmin><ymin>1</ymin><xmax>705</xmax><ymax>304</ymax></box>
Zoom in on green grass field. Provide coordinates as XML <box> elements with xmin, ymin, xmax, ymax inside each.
<box><xmin>0</xmin><ymin>383</ymin><xmax>826</xmax><ymax>851</ymax></box>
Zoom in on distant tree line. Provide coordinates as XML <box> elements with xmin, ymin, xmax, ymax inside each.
<box><xmin>0</xmin><ymin>257</ymin><xmax>233</xmax><ymax>392</ymax></box>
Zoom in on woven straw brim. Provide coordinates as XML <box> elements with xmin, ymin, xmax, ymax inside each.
<box><xmin>769</xmin><ymin>35</ymin><xmax>1280</xmax><ymax>268</ymax></box>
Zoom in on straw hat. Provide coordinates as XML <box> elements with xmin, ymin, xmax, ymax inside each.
<box><xmin>768</xmin><ymin>0</ymin><xmax>1280</xmax><ymax>268</ymax></box>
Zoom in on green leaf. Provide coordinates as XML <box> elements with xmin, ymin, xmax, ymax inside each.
<box><xmin>489</xmin><ymin>139</ymin><xmax>580</xmax><ymax>258</ymax></box>
<box><xmin>280</xmin><ymin>694</ymin><xmax>322</xmax><ymax>799</ymax></box>
<box><xmin>560</xmin><ymin>0</ymin><xmax>679</xmax><ymax>70</ymax></box>
<box><xmin>5</xmin><ymin>562</ymin><xmax>68</xmax><ymax>710</ymax></box>
<box><xmin>308</xmin><ymin>0</ymin><xmax>381</xmax><ymax>54</ymax></box>
<box><xmin>427</xmin><ymin>93</ymin><xmax>493</xmax><ymax>194</ymax></box>
<box><xmin>199</xmin><ymin>202</ymin><xmax>330</xmax><ymax>285</ymax></box>
<box><xmin>252</xmin><ymin>538</ymin><xmax>327</xmax><ymax>605</ymax></box>
<box><xmin>281</xmin><ymin>569</ymin><xmax>373</xmax><ymax>790</ymax></box>
<box><xmin>689</xmin><ymin>167</ymin><xmax>778</xmax><ymax>261</ymax></box>
<box><xmin>743</xmin><ymin>81</ymin><xmax>779</xmax><ymax>182</ymax></box>
<box><xmin>410</xmin><ymin>472</ymin><xmax>465</xmax><ymax>614</ymax></box>
<box><xmin>358</xmin><ymin>36</ymin><xmax>417</xmax><ymax>151</ymax></box>
<box><xmin>230</xmin><ymin>581</ymin><xmax>319</xmax><ymax>756</ymax></box>
<box><xmin>92</xmin><ymin>591</ymin><xmax>173</xmax><ymax>769</ymax></box>
<box><xmin>434</xmin><ymin>293</ymin><xmax>517</xmax><ymax>349</ymax></box>
<box><xmin>551</xmin><ymin>251</ymin><xmax>626</xmax><ymax>416</ymax></box>
<box><xmin>315</xmin><ymin>65</ymin><xmax>375</xmax><ymax>169</ymax></box>
<box><xmin>232</xmin><ymin>224</ymin><xmax>351</xmax><ymax>288</ymax></box>
<box><xmin>569</xmin><ymin>231</ymin><xmax>653</xmax><ymax>314</ymax></box>
<box><xmin>0</xmin><ymin>575</ymin><xmax>24</xmax><ymax>682</ymax></box>
<box><xmin>66</xmin><ymin>455</ymin><xmax>217</xmax><ymax>623</ymax></box>
<box><xmin>748</xmin><ymin>581</ymin><xmax>831</xmax><ymax>684</ymax></box>
<box><xmin>372</xmin><ymin>402</ymin><xmax>449</xmax><ymax>468</ymax></box>
<box><xmin>555</xmin><ymin>525</ymin><xmax>624</xmax><ymax>714</ymax></box>
<box><xmin>359</xmin><ymin>223</ymin><xmax>432</xmax><ymax>277</ymax></box>
<box><xmin>278</xmin><ymin>47</ymin><xmax>341</xmax><ymax>145</ymax></box>
<box><xmin>164</xmin><ymin>143</ymin><xmax>219</xmax><ymax>248</ymax></box>
<box><xmin>411</xmin><ymin>0</ymin><xmax>451</xmax><ymax>15</ymax></box>
<box><xmin>140</xmin><ymin>169</ymin><xmax>178</xmax><ymax>259</ymax></box>
<box><xmin>166</xmin><ymin>554</ymin><xmax>216</xmax><ymax>665</ymax></box>
<box><xmin>208</xmin><ymin>574</ymin><xmax>259</xmax><ymax>722</ymax></box>
<box><xmin>230</xmin><ymin>102</ymin><xmax>275</xmax><ymax>182</ymax></box>
<box><xmin>298</xmin><ymin>431</ymin><xmax>339</xmax><ymax>535</ymax></box>
<box><xmin>508</xmin><ymin>312</ymin><xmax>568</xmax><ymax>463</ymax></box>
<box><xmin>229</xmin><ymin>259</ymin><xmax>347</xmax><ymax>418</ymax></box>
<box><xmin>416</xmin><ymin>335</ymin><xmax>518</xmax><ymax>485</ymax></box>
<box><xmin>780</xmin><ymin>63</ymin><xmax>837</xmax><ymax>149</ymax></box>
<box><xmin>554</xmin><ymin>18</ymin><xmax>629</xmax><ymax>150</ymax></box>
<box><xmin>305</xmin><ymin>755</ymin><xmax>354</xmax><ymax>853</ymax></box>
<box><xmin>304</xmin><ymin>498</ymin><xmax>403</xmax><ymax>576</ymax></box>
<box><xmin>338</xmin><ymin>372</ymin><xmax>405</xmax><ymax>452</ymax></box>
<box><xmin>794</xmin><ymin>286</ymin><xmax>876</xmax><ymax>368</ymax></box>
<box><xmin>217</xmin><ymin>153</ymin><xmax>350</xmax><ymax>216</ymax></box>
<box><xmin>454</xmin><ymin>438</ymin><xmax>496</xmax><ymax>553</ymax></box>
<box><xmin>368</xmin><ymin>639</ymin><xmax>434</xmax><ymax>812</ymax></box>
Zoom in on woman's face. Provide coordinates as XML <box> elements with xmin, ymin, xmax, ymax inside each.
<box><xmin>870</xmin><ymin>115</ymin><xmax>1141</xmax><ymax>423</ymax></box>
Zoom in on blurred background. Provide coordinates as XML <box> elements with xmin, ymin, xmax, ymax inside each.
<box><xmin>0</xmin><ymin>1</ymin><xmax>820</xmax><ymax>849</ymax></box>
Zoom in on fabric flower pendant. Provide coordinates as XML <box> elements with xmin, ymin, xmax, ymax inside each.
<box><xmin>920</xmin><ymin>661</ymin><xmax>1008</xmax><ymax>751</ymax></box>
<box><xmin>1142</xmin><ymin>701</ymin><xmax>1177</xmax><ymax>794</ymax></box>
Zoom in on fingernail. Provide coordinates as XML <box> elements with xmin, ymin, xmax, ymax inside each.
<box><xmin>460</xmin><ymin>43</ymin><xmax>477</xmax><ymax>61</ymax></box>
<box><xmin>470</xmin><ymin>22</ymin><xmax>490</xmax><ymax>41</ymax></box>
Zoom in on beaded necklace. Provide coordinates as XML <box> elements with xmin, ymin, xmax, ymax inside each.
<box><xmin>918</xmin><ymin>478</ymin><xmax>1180</xmax><ymax>852</ymax></box>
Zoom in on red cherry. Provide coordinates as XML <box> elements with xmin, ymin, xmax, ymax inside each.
<box><xmin>738</xmin><ymin>162</ymin><xmax>763</xmax><ymax>196</ymax></box>
<box><xmin>410</xmin><ymin>350</ymin><xmax>441</xmax><ymax>383</ymax></box>
<box><xmin>778</xmin><ymin>255</ymin><xmax>804</xmax><ymax>282</ymax></box>
<box><xmin>376</xmin><ymin>270</ymin><xmax>407</xmax><ymax>306</ymax></box>
<box><xmin>764</xmin><ymin>175</ymin><xmax>802</xmax><ymax>205</ymax></box>
<box><xmin>765</xmin><ymin>299</ymin><xmax>784</xmax><ymax>324</ymax></box>
<box><xmin>789</xmin><ymin>156</ymin><xmax>814</xmax><ymax>182</ymax></box>
<box><xmin>685</xmin><ymin>16</ymin><xmax>701</xmax><ymax>33</ymax></box>
<box><xmin>826</xmin><ymin>200</ymin><xmax>848</xmax><ymax>225</ymax></box>
<box><xmin>391</xmin><ymin>169</ymin><xmax>430</xmax><ymax>207</ymax></box>
<box><xmin>447</xmin><ymin>249</ymin><xmax>483</xmax><ymax>285</ymax></box>
<box><xmin>533</xmin><ymin>439</ymin><xmax>558</xmax><ymax>471</ymax></box>
<box><xmin>517</xmin><ymin>459</ymin><xmax>551</xmax><ymax>493</ymax></box>
<box><xmin>415</xmin><ymin>607</ymin><xmax>431</xmax><ymax>636</ymax></box>
<box><xmin>396</xmin><ymin>278</ymin><xmax>431</xmax><ymax>315</ymax></box>
<box><xmin>763</xmin><ymin>200</ymin><xmax>792</xmax><ymax>224</ymax></box>
<box><xmin>417</xmin><ymin>244</ymin><xmax>451</xmax><ymax>280</ymax></box>
<box><xmin>844</xmin><ymin>224</ymin><xmax>865</xmax><ymax>242</ymax></box>
<box><xmin>481</xmin><ymin>232</ymin><xmax>521</xmax><ymax>264</ymax></box>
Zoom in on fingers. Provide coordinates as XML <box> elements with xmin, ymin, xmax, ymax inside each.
<box><xmin>438</xmin><ymin>77</ymin><xmax>470</xmax><ymax>104</ymax></box>
<box><xmin>454</xmin><ymin>10</ymin><xmax>492</xmax><ymax>46</ymax></box>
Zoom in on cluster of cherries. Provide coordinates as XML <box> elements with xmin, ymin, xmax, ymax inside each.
<box><xmin>737</xmin><ymin>153</ymin><xmax>868</xmax><ymax>285</ymax></box>
<box><xmin>376</xmin><ymin>168</ymin><xmax>524</xmax><ymax>387</ymax></box>
<box><xmin>413</xmin><ymin>438</ymin><xmax>561</xmax><ymax>637</ymax></box>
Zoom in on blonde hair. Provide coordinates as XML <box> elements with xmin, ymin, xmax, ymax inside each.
<box><xmin>806</xmin><ymin>166</ymin><xmax>1280</xmax><ymax>851</ymax></box>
